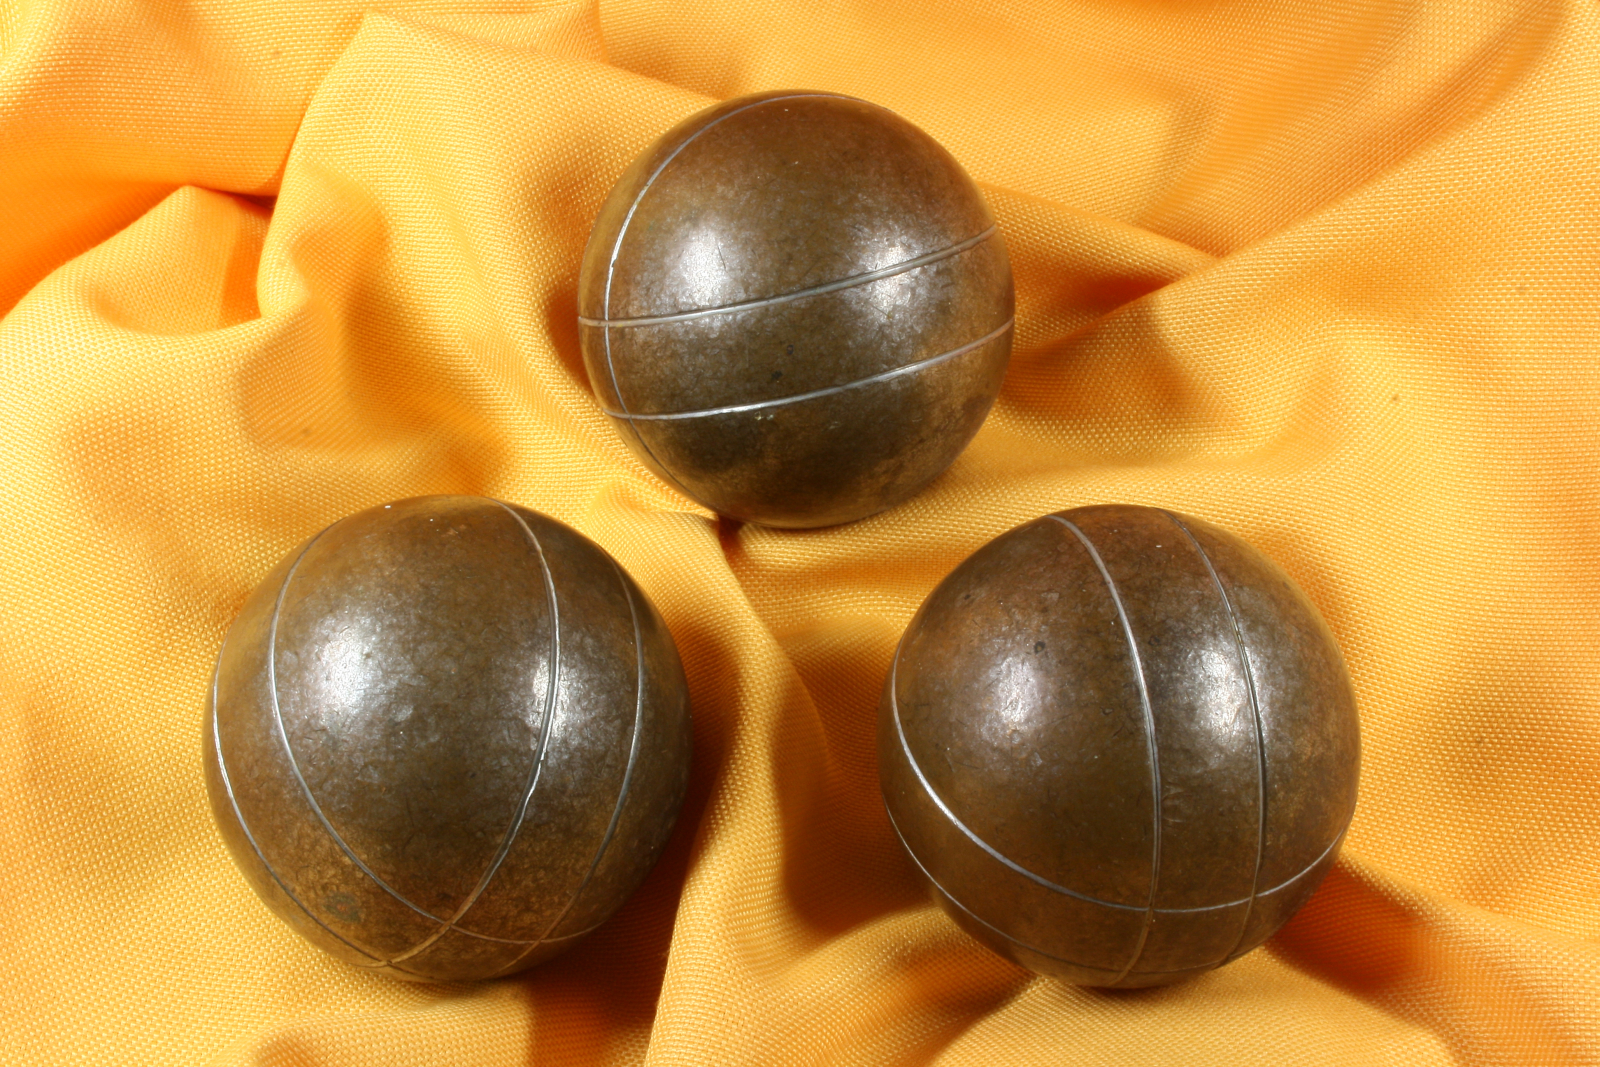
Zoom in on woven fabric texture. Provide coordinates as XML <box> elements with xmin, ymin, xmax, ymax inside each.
<box><xmin>2</xmin><ymin>1</ymin><xmax>1598</xmax><ymax>1063</ymax></box>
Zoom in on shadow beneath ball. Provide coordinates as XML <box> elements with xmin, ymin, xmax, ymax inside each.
<box><xmin>1252</xmin><ymin>866</ymin><xmax>1483</xmax><ymax>1061</ymax></box>
<box><xmin>505</xmin><ymin>782</ymin><xmax>706</xmax><ymax>1059</ymax></box>
<box><xmin>1081</xmin><ymin>974</ymin><xmax>1206</xmax><ymax>1002</ymax></box>
<box><xmin>715</xmin><ymin>514</ymin><xmax>745</xmax><ymax>562</ymax></box>
<box><xmin>539</xmin><ymin>274</ymin><xmax>592</xmax><ymax>398</ymax></box>
<box><xmin>501</xmin><ymin>610</ymin><xmax>737</xmax><ymax>1057</ymax></box>
<box><xmin>774</xmin><ymin>619</ymin><xmax>930</xmax><ymax>939</ymax></box>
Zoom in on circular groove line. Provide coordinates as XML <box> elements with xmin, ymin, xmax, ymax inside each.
<box><xmin>491</xmin><ymin>557</ymin><xmax>651</xmax><ymax>976</ymax></box>
<box><xmin>601</xmin><ymin>317</ymin><xmax>1014</xmax><ymax>422</ymax></box>
<box><xmin>891</xmin><ymin>515</ymin><xmax>1341</xmax><ymax>923</ymax></box>
<box><xmin>383</xmin><ymin>501</ymin><xmax>567</xmax><ymax>963</ymax></box>
<box><xmin>260</xmin><ymin>520</ymin><xmax>541</xmax><ymax>945</ymax></box>
<box><xmin>261</xmin><ymin>505</ymin><xmax>564</xmax><ymax>961</ymax></box>
<box><xmin>210</xmin><ymin>634</ymin><xmax>389</xmax><ymax>971</ymax></box>
<box><xmin>889</xmin><ymin>628</ymin><xmax>1338</xmax><ymax>915</ymax></box>
<box><xmin>1048</xmin><ymin>516</ymin><xmax>1161</xmax><ymax>986</ymax></box>
<box><xmin>598</xmin><ymin>92</ymin><xmax>838</xmax><ymax>495</ymax></box>
<box><xmin>1162</xmin><ymin>510</ymin><xmax>1272</xmax><ymax>967</ymax></box>
<box><xmin>885</xmin><ymin>801</ymin><xmax>1198</xmax><ymax>980</ymax></box>
<box><xmin>581</xmin><ymin>224</ymin><xmax>998</xmax><ymax>329</ymax></box>
<box><xmin>262</xmin><ymin>525</ymin><xmax>422</xmax><ymax>921</ymax></box>
<box><xmin>888</xmin><ymin>799</ymin><xmax>1342</xmax><ymax>979</ymax></box>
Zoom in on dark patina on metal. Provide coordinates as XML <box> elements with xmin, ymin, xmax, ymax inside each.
<box><xmin>879</xmin><ymin>504</ymin><xmax>1360</xmax><ymax>987</ymax></box>
<box><xmin>204</xmin><ymin>496</ymin><xmax>693</xmax><ymax>982</ymax></box>
<box><xmin>579</xmin><ymin>90</ymin><xmax>1014</xmax><ymax>529</ymax></box>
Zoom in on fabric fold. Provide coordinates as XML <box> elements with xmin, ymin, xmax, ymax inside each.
<box><xmin>2</xmin><ymin>1</ymin><xmax>1596</xmax><ymax>1064</ymax></box>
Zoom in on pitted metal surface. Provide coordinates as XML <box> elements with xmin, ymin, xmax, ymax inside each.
<box><xmin>878</xmin><ymin>504</ymin><xmax>1360</xmax><ymax>987</ymax></box>
<box><xmin>204</xmin><ymin>496</ymin><xmax>693</xmax><ymax>982</ymax></box>
<box><xmin>579</xmin><ymin>91</ymin><xmax>1014</xmax><ymax>528</ymax></box>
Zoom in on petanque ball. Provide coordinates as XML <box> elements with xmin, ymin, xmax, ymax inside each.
<box><xmin>879</xmin><ymin>504</ymin><xmax>1361</xmax><ymax>987</ymax></box>
<box><xmin>204</xmin><ymin>496</ymin><xmax>692</xmax><ymax>982</ymax></box>
<box><xmin>578</xmin><ymin>90</ymin><xmax>1014</xmax><ymax>528</ymax></box>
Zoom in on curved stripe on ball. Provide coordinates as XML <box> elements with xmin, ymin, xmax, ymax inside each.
<box><xmin>582</xmin><ymin>225</ymin><xmax>997</xmax><ymax>331</ymax></box>
<box><xmin>596</xmin><ymin>92</ymin><xmax>841</xmax><ymax>486</ymax></box>
<box><xmin>1161</xmin><ymin>509</ymin><xmax>1271</xmax><ymax>963</ymax></box>
<box><xmin>577</xmin><ymin>91</ymin><xmax>1015</xmax><ymax>527</ymax></box>
<box><xmin>600</xmin><ymin>317</ymin><xmax>1013</xmax><ymax>422</ymax></box>
<box><xmin>210</xmin><ymin>653</ymin><xmax>389</xmax><ymax>970</ymax></box>
<box><xmin>205</xmin><ymin>497</ymin><xmax>692</xmax><ymax>981</ymax></box>
<box><xmin>881</xmin><ymin>504</ymin><xmax>1360</xmax><ymax>986</ymax></box>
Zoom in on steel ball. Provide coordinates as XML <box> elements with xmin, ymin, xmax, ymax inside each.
<box><xmin>578</xmin><ymin>90</ymin><xmax>1014</xmax><ymax>528</ymax></box>
<box><xmin>204</xmin><ymin>496</ymin><xmax>693</xmax><ymax>982</ymax></box>
<box><xmin>878</xmin><ymin>504</ymin><xmax>1361</xmax><ymax>987</ymax></box>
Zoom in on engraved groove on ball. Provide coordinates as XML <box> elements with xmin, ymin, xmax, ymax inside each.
<box><xmin>1162</xmin><ymin>509</ymin><xmax>1271</xmax><ymax>967</ymax></box>
<box><xmin>891</xmin><ymin>627</ymin><xmax>1338</xmax><ymax>917</ymax></box>
<box><xmin>582</xmin><ymin>224</ymin><xmax>998</xmax><ymax>329</ymax></box>
<box><xmin>491</xmin><ymin>556</ymin><xmax>651</xmax><ymax>977</ymax></box>
<box><xmin>264</xmin><ymin>507</ymin><xmax>565</xmax><ymax>963</ymax></box>
<box><xmin>891</xmin><ymin>642</ymin><xmax>1134</xmax><ymax>911</ymax></box>
<box><xmin>211</xmin><ymin>641</ymin><xmax>386</xmax><ymax>970</ymax></box>
<box><xmin>602</xmin><ymin>318</ymin><xmax>1014</xmax><ymax>422</ymax></box>
<box><xmin>382</xmin><ymin>501</ymin><xmax>566</xmax><ymax>962</ymax></box>
<box><xmin>885</xmin><ymin>802</ymin><xmax>1198</xmax><ymax>979</ymax></box>
<box><xmin>263</xmin><ymin>523</ymin><xmax>444</xmax><ymax>925</ymax></box>
<box><xmin>1048</xmin><ymin>515</ymin><xmax>1162</xmax><ymax>985</ymax></box>
<box><xmin>887</xmin><ymin>506</ymin><xmax>1359</xmax><ymax>984</ymax></box>
<box><xmin>599</xmin><ymin>92</ymin><xmax>837</xmax><ymax>488</ymax></box>
<box><xmin>581</xmin><ymin>90</ymin><xmax>1015</xmax><ymax>527</ymax></box>
<box><xmin>207</xmin><ymin>496</ymin><xmax>695</xmax><ymax>980</ymax></box>
<box><xmin>242</xmin><ymin>530</ymin><xmax>559</xmax><ymax>950</ymax></box>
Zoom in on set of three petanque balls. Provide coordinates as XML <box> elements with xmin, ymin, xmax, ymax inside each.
<box><xmin>207</xmin><ymin>92</ymin><xmax>1360</xmax><ymax>985</ymax></box>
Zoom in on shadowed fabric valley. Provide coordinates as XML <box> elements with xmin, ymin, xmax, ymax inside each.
<box><xmin>1</xmin><ymin>1</ymin><xmax>1598</xmax><ymax>1064</ymax></box>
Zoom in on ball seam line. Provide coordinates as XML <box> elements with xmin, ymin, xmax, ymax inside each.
<box><xmin>1049</xmin><ymin>515</ymin><xmax>1163</xmax><ymax>986</ymax></box>
<box><xmin>889</xmin><ymin>635</ymin><xmax>1140</xmax><ymax>913</ymax></box>
<box><xmin>233</xmin><ymin>510</ymin><xmax>625</xmax><ymax>962</ymax></box>
<box><xmin>599</xmin><ymin>92</ymin><xmax>838</xmax><ymax>495</ymax></box>
<box><xmin>580</xmin><ymin>224</ymin><xmax>998</xmax><ymax>329</ymax></box>
<box><xmin>1221</xmin><ymin>833</ymin><xmax>1347</xmax><ymax>964</ymax></box>
<box><xmin>601</xmin><ymin>317</ymin><xmax>1013</xmax><ymax>422</ymax></box>
<box><xmin>210</xmin><ymin>629</ymin><xmax>387</xmax><ymax>969</ymax></box>
<box><xmin>883</xmin><ymin>800</ymin><xmax>1206</xmax><ymax>981</ymax></box>
<box><xmin>1164</xmin><ymin>510</ymin><xmax>1272</xmax><ymax>967</ymax></box>
<box><xmin>241</xmin><ymin>528</ymin><xmax>569</xmax><ymax>950</ymax></box>
<box><xmin>384</xmin><ymin>501</ymin><xmax>566</xmax><ymax>964</ymax></box>
<box><xmin>890</xmin><ymin>615</ymin><xmax>1342</xmax><ymax>914</ymax></box>
<box><xmin>264</xmin><ymin>525</ymin><xmax>457</xmax><ymax>933</ymax></box>
<box><xmin>891</xmin><ymin>771</ymin><xmax>1344</xmax><ymax>954</ymax></box>
<box><xmin>263</xmin><ymin>517</ymin><xmax>565</xmax><ymax>962</ymax></box>
<box><xmin>491</xmin><ymin>557</ymin><xmax>649</xmax><ymax>976</ymax></box>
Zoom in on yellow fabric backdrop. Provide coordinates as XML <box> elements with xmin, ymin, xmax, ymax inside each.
<box><xmin>3</xmin><ymin>0</ymin><xmax>1598</xmax><ymax>1063</ymax></box>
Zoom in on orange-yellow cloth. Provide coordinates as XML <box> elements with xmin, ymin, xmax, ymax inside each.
<box><xmin>2</xmin><ymin>1</ymin><xmax>1598</xmax><ymax>1063</ymax></box>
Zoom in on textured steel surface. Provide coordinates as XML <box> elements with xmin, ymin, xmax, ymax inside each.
<box><xmin>579</xmin><ymin>90</ymin><xmax>1014</xmax><ymax>528</ymax></box>
<box><xmin>204</xmin><ymin>496</ymin><xmax>693</xmax><ymax>982</ymax></box>
<box><xmin>878</xmin><ymin>504</ymin><xmax>1360</xmax><ymax>987</ymax></box>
